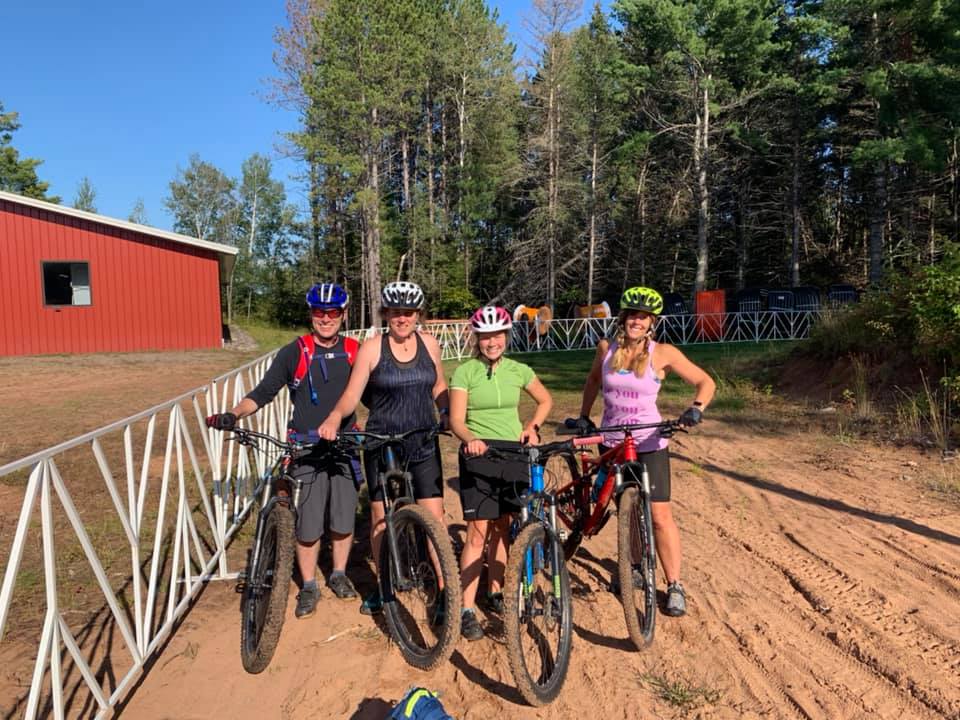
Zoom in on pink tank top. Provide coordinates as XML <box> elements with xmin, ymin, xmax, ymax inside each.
<box><xmin>600</xmin><ymin>340</ymin><xmax>668</xmax><ymax>452</ymax></box>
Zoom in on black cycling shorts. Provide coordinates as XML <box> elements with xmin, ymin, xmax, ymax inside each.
<box><xmin>600</xmin><ymin>445</ymin><xmax>672</xmax><ymax>502</ymax></box>
<box><xmin>458</xmin><ymin>440</ymin><xmax>530</xmax><ymax>521</ymax></box>
<box><xmin>362</xmin><ymin>441</ymin><xmax>444</xmax><ymax>503</ymax></box>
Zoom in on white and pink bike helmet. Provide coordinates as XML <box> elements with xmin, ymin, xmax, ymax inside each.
<box><xmin>469</xmin><ymin>306</ymin><xmax>513</xmax><ymax>333</ymax></box>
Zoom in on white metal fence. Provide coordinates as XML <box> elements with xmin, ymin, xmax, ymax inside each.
<box><xmin>399</xmin><ymin>309</ymin><xmax>821</xmax><ymax>360</ymax></box>
<box><xmin>0</xmin><ymin>352</ymin><xmax>287</xmax><ymax>719</ymax></box>
<box><xmin>0</xmin><ymin>309</ymin><xmax>820</xmax><ymax>717</ymax></box>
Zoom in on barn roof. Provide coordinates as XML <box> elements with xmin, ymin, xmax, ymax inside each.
<box><xmin>0</xmin><ymin>190</ymin><xmax>238</xmax><ymax>279</ymax></box>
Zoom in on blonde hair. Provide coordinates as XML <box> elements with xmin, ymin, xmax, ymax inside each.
<box><xmin>609</xmin><ymin>311</ymin><xmax>654</xmax><ymax>376</ymax></box>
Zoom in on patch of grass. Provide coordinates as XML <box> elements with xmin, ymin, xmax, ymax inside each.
<box><xmin>926</xmin><ymin>463</ymin><xmax>960</xmax><ymax>499</ymax></box>
<box><xmin>641</xmin><ymin>671</ymin><xmax>723</xmax><ymax>711</ymax></box>
<box><xmin>235</xmin><ymin>320</ymin><xmax>301</xmax><ymax>352</ymax></box>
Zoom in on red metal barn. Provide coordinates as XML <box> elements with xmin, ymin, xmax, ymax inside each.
<box><xmin>0</xmin><ymin>190</ymin><xmax>237</xmax><ymax>356</ymax></box>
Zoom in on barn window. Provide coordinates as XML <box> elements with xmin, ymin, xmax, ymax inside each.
<box><xmin>42</xmin><ymin>262</ymin><xmax>91</xmax><ymax>306</ymax></box>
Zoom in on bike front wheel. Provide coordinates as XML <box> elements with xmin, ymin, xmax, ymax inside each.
<box><xmin>504</xmin><ymin>522</ymin><xmax>573</xmax><ymax>706</ymax></box>
<box><xmin>617</xmin><ymin>486</ymin><xmax>657</xmax><ymax>650</ymax></box>
<box><xmin>240</xmin><ymin>503</ymin><xmax>295</xmax><ymax>673</ymax></box>
<box><xmin>379</xmin><ymin>504</ymin><xmax>461</xmax><ymax>670</ymax></box>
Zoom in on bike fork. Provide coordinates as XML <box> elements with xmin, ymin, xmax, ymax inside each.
<box><xmin>382</xmin><ymin>499</ymin><xmax>409</xmax><ymax>593</ymax></box>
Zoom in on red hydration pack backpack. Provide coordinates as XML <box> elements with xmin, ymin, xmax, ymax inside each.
<box><xmin>289</xmin><ymin>334</ymin><xmax>359</xmax><ymax>405</ymax></box>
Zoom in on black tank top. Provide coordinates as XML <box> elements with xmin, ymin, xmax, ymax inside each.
<box><xmin>363</xmin><ymin>333</ymin><xmax>438</xmax><ymax>462</ymax></box>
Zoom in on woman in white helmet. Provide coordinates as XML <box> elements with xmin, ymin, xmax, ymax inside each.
<box><xmin>449</xmin><ymin>305</ymin><xmax>553</xmax><ymax>641</ymax></box>
<box><xmin>319</xmin><ymin>281</ymin><xmax>450</xmax><ymax>616</ymax></box>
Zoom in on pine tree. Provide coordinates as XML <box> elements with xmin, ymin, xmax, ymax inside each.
<box><xmin>73</xmin><ymin>177</ymin><xmax>97</xmax><ymax>212</ymax></box>
<box><xmin>0</xmin><ymin>101</ymin><xmax>58</xmax><ymax>202</ymax></box>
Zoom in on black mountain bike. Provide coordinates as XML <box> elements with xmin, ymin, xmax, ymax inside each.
<box><xmin>225</xmin><ymin>428</ymin><xmax>339</xmax><ymax>673</ymax></box>
<box><xmin>338</xmin><ymin>425</ymin><xmax>461</xmax><ymax>670</ymax></box>
<box><xmin>484</xmin><ymin>440</ymin><xmax>590</xmax><ymax>706</ymax></box>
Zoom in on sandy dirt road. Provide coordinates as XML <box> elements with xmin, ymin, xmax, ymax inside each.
<box><xmin>120</xmin><ymin>416</ymin><xmax>960</xmax><ymax>720</ymax></box>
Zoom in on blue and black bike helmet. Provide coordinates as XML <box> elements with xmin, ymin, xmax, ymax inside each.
<box><xmin>305</xmin><ymin>282</ymin><xmax>349</xmax><ymax>309</ymax></box>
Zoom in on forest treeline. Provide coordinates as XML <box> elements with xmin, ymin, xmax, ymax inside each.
<box><xmin>266</xmin><ymin>0</ymin><xmax>960</xmax><ymax>326</ymax></box>
<box><xmin>4</xmin><ymin>0</ymin><xmax>959</xmax><ymax>330</ymax></box>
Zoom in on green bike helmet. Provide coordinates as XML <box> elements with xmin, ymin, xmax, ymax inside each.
<box><xmin>620</xmin><ymin>286</ymin><xmax>664</xmax><ymax>315</ymax></box>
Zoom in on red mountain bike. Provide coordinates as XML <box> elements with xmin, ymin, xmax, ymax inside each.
<box><xmin>548</xmin><ymin>420</ymin><xmax>682</xmax><ymax>650</ymax></box>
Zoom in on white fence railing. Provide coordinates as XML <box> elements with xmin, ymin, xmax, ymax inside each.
<box><xmin>0</xmin><ymin>352</ymin><xmax>287</xmax><ymax>719</ymax></box>
<box><xmin>0</xmin><ymin>309</ymin><xmax>818</xmax><ymax>717</ymax></box>
<box><xmin>354</xmin><ymin>309</ymin><xmax>821</xmax><ymax>361</ymax></box>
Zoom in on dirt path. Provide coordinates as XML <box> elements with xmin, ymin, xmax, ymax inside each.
<box><xmin>121</xmin><ymin>417</ymin><xmax>960</xmax><ymax>720</ymax></box>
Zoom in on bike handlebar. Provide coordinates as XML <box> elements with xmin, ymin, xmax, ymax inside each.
<box><xmin>483</xmin><ymin>437</ymin><xmax>594</xmax><ymax>465</ymax></box>
<box><xmin>335</xmin><ymin>424</ymin><xmax>448</xmax><ymax>452</ymax></box>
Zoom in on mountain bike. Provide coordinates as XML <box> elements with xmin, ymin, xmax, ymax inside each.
<box><xmin>338</xmin><ymin>425</ymin><xmax>461</xmax><ymax>670</ymax></box>
<box><xmin>484</xmin><ymin>438</ymin><xmax>594</xmax><ymax>706</ymax></box>
<box><xmin>225</xmin><ymin>427</ymin><xmax>341</xmax><ymax>673</ymax></box>
<box><xmin>552</xmin><ymin>420</ymin><xmax>683</xmax><ymax>650</ymax></box>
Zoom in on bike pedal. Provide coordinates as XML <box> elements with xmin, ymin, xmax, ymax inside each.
<box><xmin>557</xmin><ymin>528</ymin><xmax>569</xmax><ymax>542</ymax></box>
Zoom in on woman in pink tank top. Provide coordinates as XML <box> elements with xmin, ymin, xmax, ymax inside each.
<box><xmin>577</xmin><ymin>286</ymin><xmax>715</xmax><ymax>618</ymax></box>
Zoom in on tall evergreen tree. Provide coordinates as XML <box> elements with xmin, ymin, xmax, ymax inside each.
<box><xmin>73</xmin><ymin>176</ymin><xmax>97</xmax><ymax>212</ymax></box>
<box><xmin>0</xmin><ymin>101</ymin><xmax>58</xmax><ymax>202</ymax></box>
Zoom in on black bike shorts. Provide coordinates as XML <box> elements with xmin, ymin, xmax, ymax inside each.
<box><xmin>458</xmin><ymin>440</ymin><xmax>530</xmax><ymax>521</ymax></box>
<box><xmin>600</xmin><ymin>445</ymin><xmax>672</xmax><ymax>502</ymax></box>
<box><xmin>290</xmin><ymin>452</ymin><xmax>359</xmax><ymax>542</ymax></box>
<box><xmin>363</xmin><ymin>442</ymin><xmax>444</xmax><ymax>503</ymax></box>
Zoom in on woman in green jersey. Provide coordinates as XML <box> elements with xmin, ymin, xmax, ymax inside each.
<box><xmin>449</xmin><ymin>306</ymin><xmax>553</xmax><ymax>641</ymax></box>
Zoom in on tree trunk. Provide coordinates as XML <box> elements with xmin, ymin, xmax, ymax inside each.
<box><xmin>547</xmin><ymin>52</ymin><xmax>557</xmax><ymax>311</ymax></box>
<box><xmin>425</xmin><ymin>88</ymin><xmax>436</xmax><ymax>285</ymax></box>
<box><xmin>951</xmin><ymin>136</ymin><xmax>958</xmax><ymax>244</ymax></box>
<box><xmin>587</xmin><ymin>138</ymin><xmax>598</xmax><ymax>305</ymax></box>
<box><xmin>401</xmin><ymin>132</ymin><xmax>414</xmax><ymax>278</ymax></box>
<box><xmin>627</xmin><ymin>161</ymin><xmax>648</xmax><ymax>290</ymax></box>
<box><xmin>366</xmin><ymin>107</ymin><xmax>383</xmax><ymax>324</ymax></box>
<box><xmin>459</xmin><ymin>73</ymin><xmax>469</xmax><ymax>290</ymax></box>
<box><xmin>694</xmin><ymin>76</ymin><xmax>710</xmax><ymax>291</ymax></box>
<box><xmin>791</xmin><ymin>125</ymin><xmax>801</xmax><ymax>287</ymax></box>
<box><xmin>309</xmin><ymin>152</ymin><xmax>323</xmax><ymax>269</ymax></box>
<box><xmin>869</xmin><ymin>161</ymin><xmax>886</xmax><ymax>284</ymax></box>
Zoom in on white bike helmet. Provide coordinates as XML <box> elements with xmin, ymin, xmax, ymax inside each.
<box><xmin>469</xmin><ymin>306</ymin><xmax>512</xmax><ymax>332</ymax></box>
<box><xmin>382</xmin><ymin>281</ymin><xmax>425</xmax><ymax>310</ymax></box>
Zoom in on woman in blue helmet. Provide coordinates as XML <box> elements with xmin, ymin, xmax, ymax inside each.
<box><xmin>206</xmin><ymin>282</ymin><xmax>361</xmax><ymax>620</ymax></box>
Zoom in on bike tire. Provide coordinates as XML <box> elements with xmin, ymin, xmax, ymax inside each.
<box><xmin>379</xmin><ymin>505</ymin><xmax>461</xmax><ymax>670</ymax></box>
<box><xmin>617</xmin><ymin>486</ymin><xmax>657</xmax><ymax>650</ymax></box>
<box><xmin>240</xmin><ymin>503</ymin><xmax>296</xmax><ymax>673</ymax></box>
<box><xmin>504</xmin><ymin>522</ymin><xmax>573</xmax><ymax>706</ymax></box>
<box><xmin>544</xmin><ymin>451</ymin><xmax>588</xmax><ymax>560</ymax></box>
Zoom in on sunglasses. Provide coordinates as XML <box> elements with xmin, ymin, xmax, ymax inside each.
<box><xmin>311</xmin><ymin>308</ymin><xmax>343</xmax><ymax>319</ymax></box>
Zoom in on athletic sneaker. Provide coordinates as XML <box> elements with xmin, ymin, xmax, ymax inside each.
<box><xmin>360</xmin><ymin>590</ymin><xmax>383</xmax><ymax>616</ymax></box>
<box><xmin>483</xmin><ymin>591</ymin><xmax>505</xmax><ymax>615</ymax></box>
<box><xmin>295</xmin><ymin>585</ymin><xmax>319</xmax><ymax>619</ymax></box>
<box><xmin>327</xmin><ymin>573</ymin><xmax>358</xmax><ymax>599</ymax></box>
<box><xmin>665</xmin><ymin>581</ymin><xmax>687</xmax><ymax>617</ymax></box>
<box><xmin>461</xmin><ymin>609</ymin><xmax>484</xmax><ymax>641</ymax></box>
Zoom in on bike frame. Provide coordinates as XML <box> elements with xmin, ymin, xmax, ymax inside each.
<box><xmin>338</xmin><ymin>427</ymin><xmax>440</xmax><ymax>597</ymax></box>
<box><xmin>557</xmin><ymin>423</ymin><xmax>677</xmax><ymax>541</ymax></box>
<box><xmin>240</xmin><ymin>432</ymin><xmax>313</xmax><ymax>592</ymax></box>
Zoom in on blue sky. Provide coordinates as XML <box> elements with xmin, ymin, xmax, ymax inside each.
<box><xmin>2</xmin><ymin>1</ymin><xmax>607</xmax><ymax>231</ymax></box>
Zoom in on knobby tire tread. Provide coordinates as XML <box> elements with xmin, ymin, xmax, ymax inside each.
<box><xmin>380</xmin><ymin>504</ymin><xmax>461</xmax><ymax>670</ymax></box>
<box><xmin>617</xmin><ymin>486</ymin><xmax>656</xmax><ymax>651</ymax></box>
<box><xmin>240</xmin><ymin>504</ymin><xmax>295</xmax><ymax>673</ymax></box>
<box><xmin>504</xmin><ymin>522</ymin><xmax>573</xmax><ymax>706</ymax></box>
